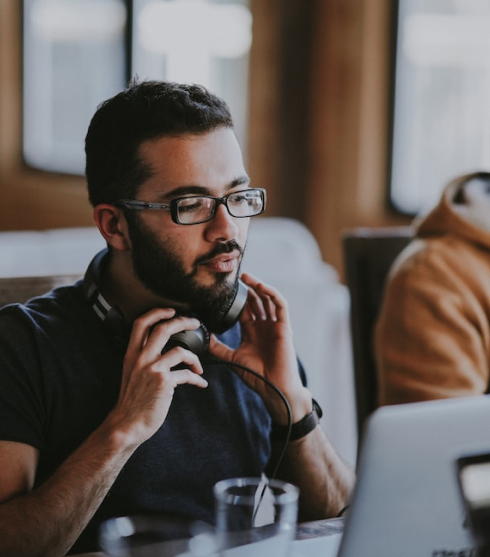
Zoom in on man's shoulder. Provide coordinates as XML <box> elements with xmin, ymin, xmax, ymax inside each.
<box><xmin>391</xmin><ymin>224</ymin><xmax>488</xmax><ymax>275</ymax></box>
<box><xmin>0</xmin><ymin>279</ymin><xmax>86</xmax><ymax>329</ymax></box>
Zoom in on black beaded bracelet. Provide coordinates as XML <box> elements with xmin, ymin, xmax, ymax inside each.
<box><xmin>271</xmin><ymin>399</ymin><xmax>323</xmax><ymax>442</ymax></box>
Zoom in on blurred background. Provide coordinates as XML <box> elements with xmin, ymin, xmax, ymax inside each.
<box><xmin>1</xmin><ymin>0</ymin><xmax>490</xmax><ymax>277</ymax></box>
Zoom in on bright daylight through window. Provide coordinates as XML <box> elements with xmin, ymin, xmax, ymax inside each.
<box><xmin>390</xmin><ymin>0</ymin><xmax>490</xmax><ymax>215</ymax></box>
<box><xmin>22</xmin><ymin>0</ymin><xmax>251</xmax><ymax>176</ymax></box>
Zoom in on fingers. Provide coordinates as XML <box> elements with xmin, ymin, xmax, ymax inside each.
<box><xmin>159</xmin><ymin>345</ymin><xmax>205</xmax><ymax>378</ymax></box>
<box><xmin>240</xmin><ymin>272</ymin><xmax>288</xmax><ymax>323</ymax></box>
<box><xmin>168</xmin><ymin>366</ymin><xmax>208</xmax><ymax>389</ymax></box>
<box><xmin>145</xmin><ymin>316</ymin><xmax>202</xmax><ymax>356</ymax></box>
<box><xmin>128</xmin><ymin>308</ymin><xmax>202</xmax><ymax>360</ymax></box>
<box><xmin>128</xmin><ymin>308</ymin><xmax>177</xmax><ymax>353</ymax></box>
<box><xmin>122</xmin><ymin>308</ymin><xmax>208</xmax><ymax>395</ymax></box>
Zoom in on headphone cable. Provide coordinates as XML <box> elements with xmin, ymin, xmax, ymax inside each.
<box><xmin>206</xmin><ymin>356</ymin><xmax>293</xmax><ymax>479</ymax></box>
<box><xmin>205</xmin><ymin>357</ymin><xmax>293</xmax><ymax>524</ymax></box>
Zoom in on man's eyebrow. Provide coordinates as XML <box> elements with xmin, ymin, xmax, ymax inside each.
<box><xmin>163</xmin><ymin>175</ymin><xmax>251</xmax><ymax>199</ymax></box>
<box><xmin>227</xmin><ymin>175</ymin><xmax>251</xmax><ymax>190</ymax></box>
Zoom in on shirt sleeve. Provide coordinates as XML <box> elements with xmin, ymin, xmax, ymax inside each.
<box><xmin>0</xmin><ymin>306</ymin><xmax>46</xmax><ymax>450</ymax></box>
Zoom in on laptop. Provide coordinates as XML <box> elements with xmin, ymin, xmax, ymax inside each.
<box><xmin>333</xmin><ymin>395</ymin><xmax>490</xmax><ymax>557</ymax></box>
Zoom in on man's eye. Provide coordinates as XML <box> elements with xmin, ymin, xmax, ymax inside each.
<box><xmin>179</xmin><ymin>199</ymin><xmax>205</xmax><ymax>212</ymax></box>
<box><xmin>229</xmin><ymin>194</ymin><xmax>247</xmax><ymax>205</ymax></box>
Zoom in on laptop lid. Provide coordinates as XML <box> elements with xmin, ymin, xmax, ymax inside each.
<box><xmin>337</xmin><ymin>395</ymin><xmax>490</xmax><ymax>557</ymax></box>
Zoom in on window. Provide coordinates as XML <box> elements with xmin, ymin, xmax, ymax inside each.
<box><xmin>22</xmin><ymin>0</ymin><xmax>252</xmax><ymax>176</ymax></box>
<box><xmin>390</xmin><ymin>0</ymin><xmax>490</xmax><ymax>215</ymax></box>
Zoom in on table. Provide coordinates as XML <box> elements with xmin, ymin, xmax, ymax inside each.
<box><xmin>295</xmin><ymin>517</ymin><xmax>345</xmax><ymax>540</ymax></box>
<box><xmin>72</xmin><ymin>517</ymin><xmax>345</xmax><ymax>556</ymax></box>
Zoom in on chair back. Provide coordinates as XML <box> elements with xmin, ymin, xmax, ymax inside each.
<box><xmin>0</xmin><ymin>275</ymin><xmax>81</xmax><ymax>307</ymax></box>
<box><xmin>342</xmin><ymin>227</ymin><xmax>413</xmax><ymax>443</ymax></box>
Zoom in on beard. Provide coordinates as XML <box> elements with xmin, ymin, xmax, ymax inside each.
<box><xmin>127</xmin><ymin>215</ymin><xmax>244</xmax><ymax>332</ymax></box>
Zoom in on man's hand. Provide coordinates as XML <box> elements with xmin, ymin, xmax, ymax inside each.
<box><xmin>108</xmin><ymin>308</ymin><xmax>208</xmax><ymax>447</ymax></box>
<box><xmin>209</xmin><ymin>273</ymin><xmax>311</xmax><ymax>424</ymax></box>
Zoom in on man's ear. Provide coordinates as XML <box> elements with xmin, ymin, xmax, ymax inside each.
<box><xmin>93</xmin><ymin>204</ymin><xmax>131</xmax><ymax>251</ymax></box>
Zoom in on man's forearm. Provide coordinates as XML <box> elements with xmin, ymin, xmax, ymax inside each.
<box><xmin>0</xmin><ymin>421</ymin><xmax>137</xmax><ymax>557</ymax></box>
<box><xmin>274</xmin><ymin>427</ymin><xmax>355</xmax><ymax>522</ymax></box>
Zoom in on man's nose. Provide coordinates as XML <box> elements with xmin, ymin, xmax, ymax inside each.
<box><xmin>204</xmin><ymin>202</ymin><xmax>239</xmax><ymax>242</ymax></box>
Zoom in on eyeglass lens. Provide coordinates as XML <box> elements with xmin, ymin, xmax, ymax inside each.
<box><xmin>176</xmin><ymin>190</ymin><xmax>264</xmax><ymax>224</ymax></box>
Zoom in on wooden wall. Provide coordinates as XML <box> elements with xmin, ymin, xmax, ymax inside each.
<box><xmin>248</xmin><ymin>0</ymin><xmax>410</xmax><ymax>275</ymax></box>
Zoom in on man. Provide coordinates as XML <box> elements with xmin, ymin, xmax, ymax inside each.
<box><xmin>0</xmin><ymin>80</ymin><xmax>354</xmax><ymax>556</ymax></box>
<box><xmin>375</xmin><ymin>171</ymin><xmax>490</xmax><ymax>405</ymax></box>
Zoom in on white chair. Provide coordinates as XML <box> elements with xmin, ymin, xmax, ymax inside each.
<box><xmin>0</xmin><ymin>227</ymin><xmax>105</xmax><ymax>277</ymax></box>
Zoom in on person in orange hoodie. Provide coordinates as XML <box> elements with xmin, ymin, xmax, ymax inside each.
<box><xmin>375</xmin><ymin>171</ymin><xmax>490</xmax><ymax>405</ymax></box>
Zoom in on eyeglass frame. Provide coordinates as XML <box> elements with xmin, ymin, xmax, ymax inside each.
<box><xmin>114</xmin><ymin>187</ymin><xmax>267</xmax><ymax>225</ymax></box>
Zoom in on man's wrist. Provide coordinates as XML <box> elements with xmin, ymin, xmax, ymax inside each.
<box><xmin>270</xmin><ymin>399</ymin><xmax>323</xmax><ymax>442</ymax></box>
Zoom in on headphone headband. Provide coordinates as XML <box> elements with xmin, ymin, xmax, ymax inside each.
<box><xmin>83</xmin><ymin>248</ymin><xmax>128</xmax><ymax>346</ymax></box>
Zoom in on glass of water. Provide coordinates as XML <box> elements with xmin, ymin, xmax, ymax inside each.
<box><xmin>214</xmin><ymin>477</ymin><xmax>299</xmax><ymax>557</ymax></box>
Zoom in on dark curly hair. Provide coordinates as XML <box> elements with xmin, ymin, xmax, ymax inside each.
<box><xmin>85</xmin><ymin>80</ymin><xmax>234</xmax><ymax>207</ymax></box>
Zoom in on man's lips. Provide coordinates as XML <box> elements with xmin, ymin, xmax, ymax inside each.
<box><xmin>199</xmin><ymin>252</ymin><xmax>240</xmax><ymax>273</ymax></box>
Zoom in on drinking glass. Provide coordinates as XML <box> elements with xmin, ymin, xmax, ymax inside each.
<box><xmin>214</xmin><ymin>477</ymin><xmax>299</xmax><ymax>557</ymax></box>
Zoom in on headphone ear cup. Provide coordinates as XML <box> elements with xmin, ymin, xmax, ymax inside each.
<box><xmin>83</xmin><ymin>249</ymin><xmax>129</xmax><ymax>346</ymax></box>
<box><xmin>163</xmin><ymin>324</ymin><xmax>210</xmax><ymax>358</ymax></box>
<box><xmin>211</xmin><ymin>279</ymin><xmax>248</xmax><ymax>334</ymax></box>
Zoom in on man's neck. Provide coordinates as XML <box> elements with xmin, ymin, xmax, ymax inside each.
<box><xmin>100</xmin><ymin>251</ymin><xmax>188</xmax><ymax>323</ymax></box>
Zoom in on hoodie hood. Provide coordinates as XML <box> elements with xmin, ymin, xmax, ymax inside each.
<box><xmin>416</xmin><ymin>171</ymin><xmax>490</xmax><ymax>249</ymax></box>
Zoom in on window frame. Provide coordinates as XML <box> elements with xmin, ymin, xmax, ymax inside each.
<box><xmin>388</xmin><ymin>0</ymin><xmax>490</xmax><ymax>217</ymax></box>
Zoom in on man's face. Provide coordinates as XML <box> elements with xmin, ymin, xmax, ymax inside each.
<box><xmin>126</xmin><ymin>127</ymin><xmax>251</xmax><ymax>329</ymax></box>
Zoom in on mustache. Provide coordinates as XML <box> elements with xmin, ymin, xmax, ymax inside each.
<box><xmin>194</xmin><ymin>240</ymin><xmax>244</xmax><ymax>266</ymax></box>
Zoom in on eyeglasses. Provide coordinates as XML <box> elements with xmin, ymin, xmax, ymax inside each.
<box><xmin>115</xmin><ymin>188</ymin><xmax>266</xmax><ymax>225</ymax></box>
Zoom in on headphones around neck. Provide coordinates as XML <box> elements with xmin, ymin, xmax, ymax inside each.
<box><xmin>83</xmin><ymin>248</ymin><xmax>248</xmax><ymax>356</ymax></box>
